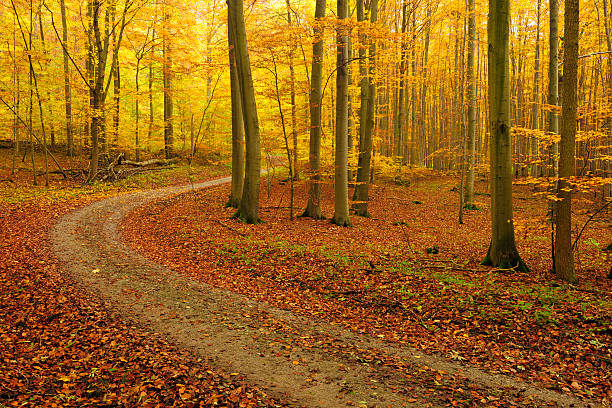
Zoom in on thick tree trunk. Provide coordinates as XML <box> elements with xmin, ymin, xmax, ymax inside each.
<box><xmin>227</xmin><ymin>5</ymin><xmax>244</xmax><ymax>209</ymax></box>
<box><xmin>229</xmin><ymin>0</ymin><xmax>261</xmax><ymax>223</ymax></box>
<box><xmin>483</xmin><ymin>0</ymin><xmax>527</xmax><ymax>271</ymax></box>
<box><xmin>352</xmin><ymin>0</ymin><xmax>378</xmax><ymax>217</ymax></box>
<box><xmin>332</xmin><ymin>0</ymin><xmax>351</xmax><ymax>226</ymax></box>
<box><xmin>554</xmin><ymin>0</ymin><xmax>578</xmax><ymax>283</ymax></box>
<box><xmin>303</xmin><ymin>0</ymin><xmax>326</xmax><ymax>219</ymax></box>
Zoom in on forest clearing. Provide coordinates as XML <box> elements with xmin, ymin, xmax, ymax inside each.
<box><xmin>1</xmin><ymin>0</ymin><xmax>612</xmax><ymax>406</ymax></box>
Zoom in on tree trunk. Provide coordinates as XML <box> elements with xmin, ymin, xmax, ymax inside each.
<box><xmin>303</xmin><ymin>0</ymin><xmax>326</xmax><ymax>219</ymax></box>
<box><xmin>465</xmin><ymin>0</ymin><xmax>476</xmax><ymax>206</ymax></box>
<box><xmin>163</xmin><ymin>3</ymin><xmax>174</xmax><ymax>159</ymax></box>
<box><xmin>148</xmin><ymin>46</ymin><xmax>154</xmax><ymax>152</ymax></box>
<box><xmin>483</xmin><ymin>0</ymin><xmax>528</xmax><ymax>271</ymax></box>
<box><xmin>287</xmin><ymin>0</ymin><xmax>298</xmax><ymax>180</ymax></box>
<box><xmin>394</xmin><ymin>3</ymin><xmax>408</xmax><ymax>163</ymax></box>
<box><xmin>531</xmin><ymin>0</ymin><xmax>541</xmax><ymax>177</ymax></box>
<box><xmin>229</xmin><ymin>0</ymin><xmax>261</xmax><ymax>223</ymax></box>
<box><xmin>602</xmin><ymin>0</ymin><xmax>612</xmax><ymax>198</ymax></box>
<box><xmin>60</xmin><ymin>0</ymin><xmax>73</xmax><ymax>157</ymax></box>
<box><xmin>419</xmin><ymin>5</ymin><xmax>431</xmax><ymax>167</ymax></box>
<box><xmin>227</xmin><ymin>3</ymin><xmax>244</xmax><ymax>209</ymax></box>
<box><xmin>554</xmin><ymin>0</ymin><xmax>578</xmax><ymax>283</ymax></box>
<box><xmin>549</xmin><ymin>0</ymin><xmax>560</xmax><ymax>178</ymax></box>
<box><xmin>135</xmin><ymin>58</ymin><xmax>141</xmax><ymax>161</ymax></box>
<box><xmin>331</xmin><ymin>0</ymin><xmax>351</xmax><ymax>226</ymax></box>
<box><xmin>352</xmin><ymin>0</ymin><xmax>378</xmax><ymax>217</ymax></box>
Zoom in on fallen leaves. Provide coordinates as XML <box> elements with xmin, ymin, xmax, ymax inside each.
<box><xmin>123</xmin><ymin>175</ymin><xmax>611</xmax><ymax>405</ymax></box>
<box><xmin>0</xmin><ymin>165</ymin><xmax>279</xmax><ymax>407</ymax></box>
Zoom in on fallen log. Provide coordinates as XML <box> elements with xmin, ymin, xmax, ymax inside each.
<box><xmin>122</xmin><ymin>157</ymin><xmax>180</xmax><ymax>167</ymax></box>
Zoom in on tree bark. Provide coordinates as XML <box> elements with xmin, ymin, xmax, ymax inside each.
<box><xmin>303</xmin><ymin>0</ymin><xmax>326</xmax><ymax>219</ymax></box>
<box><xmin>227</xmin><ymin>3</ymin><xmax>244</xmax><ymax>208</ymax></box>
<box><xmin>229</xmin><ymin>0</ymin><xmax>261</xmax><ymax>223</ymax></box>
<box><xmin>163</xmin><ymin>1</ymin><xmax>174</xmax><ymax>159</ymax></box>
<box><xmin>530</xmin><ymin>0</ymin><xmax>541</xmax><ymax>177</ymax></box>
<box><xmin>549</xmin><ymin>0</ymin><xmax>560</xmax><ymax>178</ymax></box>
<box><xmin>60</xmin><ymin>0</ymin><xmax>73</xmax><ymax>157</ymax></box>
<box><xmin>352</xmin><ymin>0</ymin><xmax>378</xmax><ymax>217</ymax></box>
<box><xmin>419</xmin><ymin>4</ymin><xmax>431</xmax><ymax>167</ymax></box>
<box><xmin>483</xmin><ymin>0</ymin><xmax>528</xmax><ymax>271</ymax></box>
<box><xmin>554</xmin><ymin>0</ymin><xmax>578</xmax><ymax>283</ymax></box>
<box><xmin>331</xmin><ymin>0</ymin><xmax>351</xmax><ymax>226</ymax></box>
<box><xmin>465</xmin><ymin>0</ymin><xmax>476</xmax><ymax>206</ymax></box>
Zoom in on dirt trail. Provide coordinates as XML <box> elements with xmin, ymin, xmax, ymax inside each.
<box><xmin>50</xmin><ymin>178</ymin><xmax>596</xmax><ymax>408</ymax></box>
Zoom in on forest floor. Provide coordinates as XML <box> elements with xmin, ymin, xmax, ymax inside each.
<box><xmin>1</xmin><ymin>150</ymin><xmax>610</xmax><ymax>407</ymax></box>
<box><xmin>0</xmin><ymin>152</ymin><xmax>281</xmax><ymax>407</ymax></box>
<box><xmin>121</xmin><ymin>172</ymin><xmax>611</xmax><ymax>407</ymax></box>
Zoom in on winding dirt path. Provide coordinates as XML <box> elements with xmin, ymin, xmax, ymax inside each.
<box><xmin>50</xmin><ymin>178</ymin><xmax>596</xmax><ymax>408</ymax></box>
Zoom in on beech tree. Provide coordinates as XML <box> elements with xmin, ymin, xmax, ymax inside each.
<box><xmin>352</xmin><ymin>0</ymin><xmax>378</xmax><ymax>217</ymax></box>
<box><xmin>554</xmin><ymin>0</ymin><xmax>579</xmax><ymax>283</ymax></box>
<box><xmin>483</xmin><ymin>0</ymin><xmax>527</xmax><ymax>271</ymax></box>
<box><xmin>332</xmin><ymin>0</ymin><xmax>351</xmax><ymax>227</ymax></box>
<box><xmin>228</xmin><ymin>0</ymin><xmax>261</xmax><ymax>223</ymax></box>
<box><xmin>227</xmin><ymin>2</ymin><xmax>244</xmax><ymax>209</ymax></box>
<box><xmin>464</xmin><ymin>0</ymin><xmax>476</xmax><ymax>207</ymax></box>
<box><xmin>303</xmin><ymin>0</ymin><xmax>326</xmax><ymax>220</ymax></box>
<box><xmin>162</xmin><ymin>0</ymin><xmax>174</xmax><ymax>159</ymax></box>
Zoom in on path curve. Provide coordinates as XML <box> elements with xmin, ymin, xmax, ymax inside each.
<box><xmin>50</xmin><ymin>178</ymin><xmax>595</xmax><ymax>408</ymax></box>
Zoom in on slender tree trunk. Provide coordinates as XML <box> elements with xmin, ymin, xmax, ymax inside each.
<box><xmin>287</xmin><ymin>0</ymin><xmax>298</xmax><ymax>180</ymax></box>
<box><xmin>112</xmin><ymin>44</ymin><xmax>120</xmax><ymax>147</ymax></box>
<box><xmin>12</xmin><ymin>12</ymin><xmax>19</xmax><ymax>175</ymax></box>
<box><xmin>394</xmin><ymin>3</ymin><xmax>408</xmax><ymax>162</ymax></box>
<box><xmin>227</xmin><ymin>4</ymin><xmax>244</xmax><ymax>208</ymax></box>
<box><xmin>419</xmin><ymin>4</ymin><xmax>431</xmax><ymax>167</ymax></box>
<box><xmin>60</xmin><ymin>0</ymin><xmax>73</xmax><ymax>157</ymax></box>
<box><xmin>465</xmin><ymin>0</ymin><xmax>476</xmax><ymax>206</ymax></box>
<box><xmin>483</xmin><ymin>0</ymin><xmax>528</xmax><ymax>271</ymax></box>
<box><xmin>549</xmin><ymin>0</ymin><xmax>560</xmax><ymax>178</ymax></box>
<box><xmin>602</xmin><ymin>0</ymin><xmax>612</xmax><ymax>197</ymax></box>
<box><xmin>531</xmin><ymin>0</ymin><xmax>541</xmax><ymax>177</ymax></box>
<box><xmin>135</xmin><ymin>58</ymin><xmax>141</xmax><ymax>161</ymax></box>
<box><xmin>229</xmin><ymin>0</ymin><xmax>261</xmax><ymax>223</ymax></box>
<box><xmin>148</xmin><ymin>46</ymin><xmax>154</xmax><ymax>152</ymax></box>
<box><xmin>162</xmin><ymin>3</ymin><xmax>174</xmax><ymax>159</ymax></box>
<box><xmin>554</xmin><ymin>0</ymin><xmax>578</xmax><ymax>283</ymax></box>
<box><xmin>332</xmin><ymin>0</ymin><xmax>351</xmax><ymax>226</ymax></box>
<box><xmin>303</xmin><ymin>0</ymin><xmax>326</xmax><ymax>219</ymax></box>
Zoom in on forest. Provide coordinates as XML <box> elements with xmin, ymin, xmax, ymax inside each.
<box><xmin>0</xmin><ymin>0</ymin><xmax>610</xmax><ymax>406</ymax></box>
